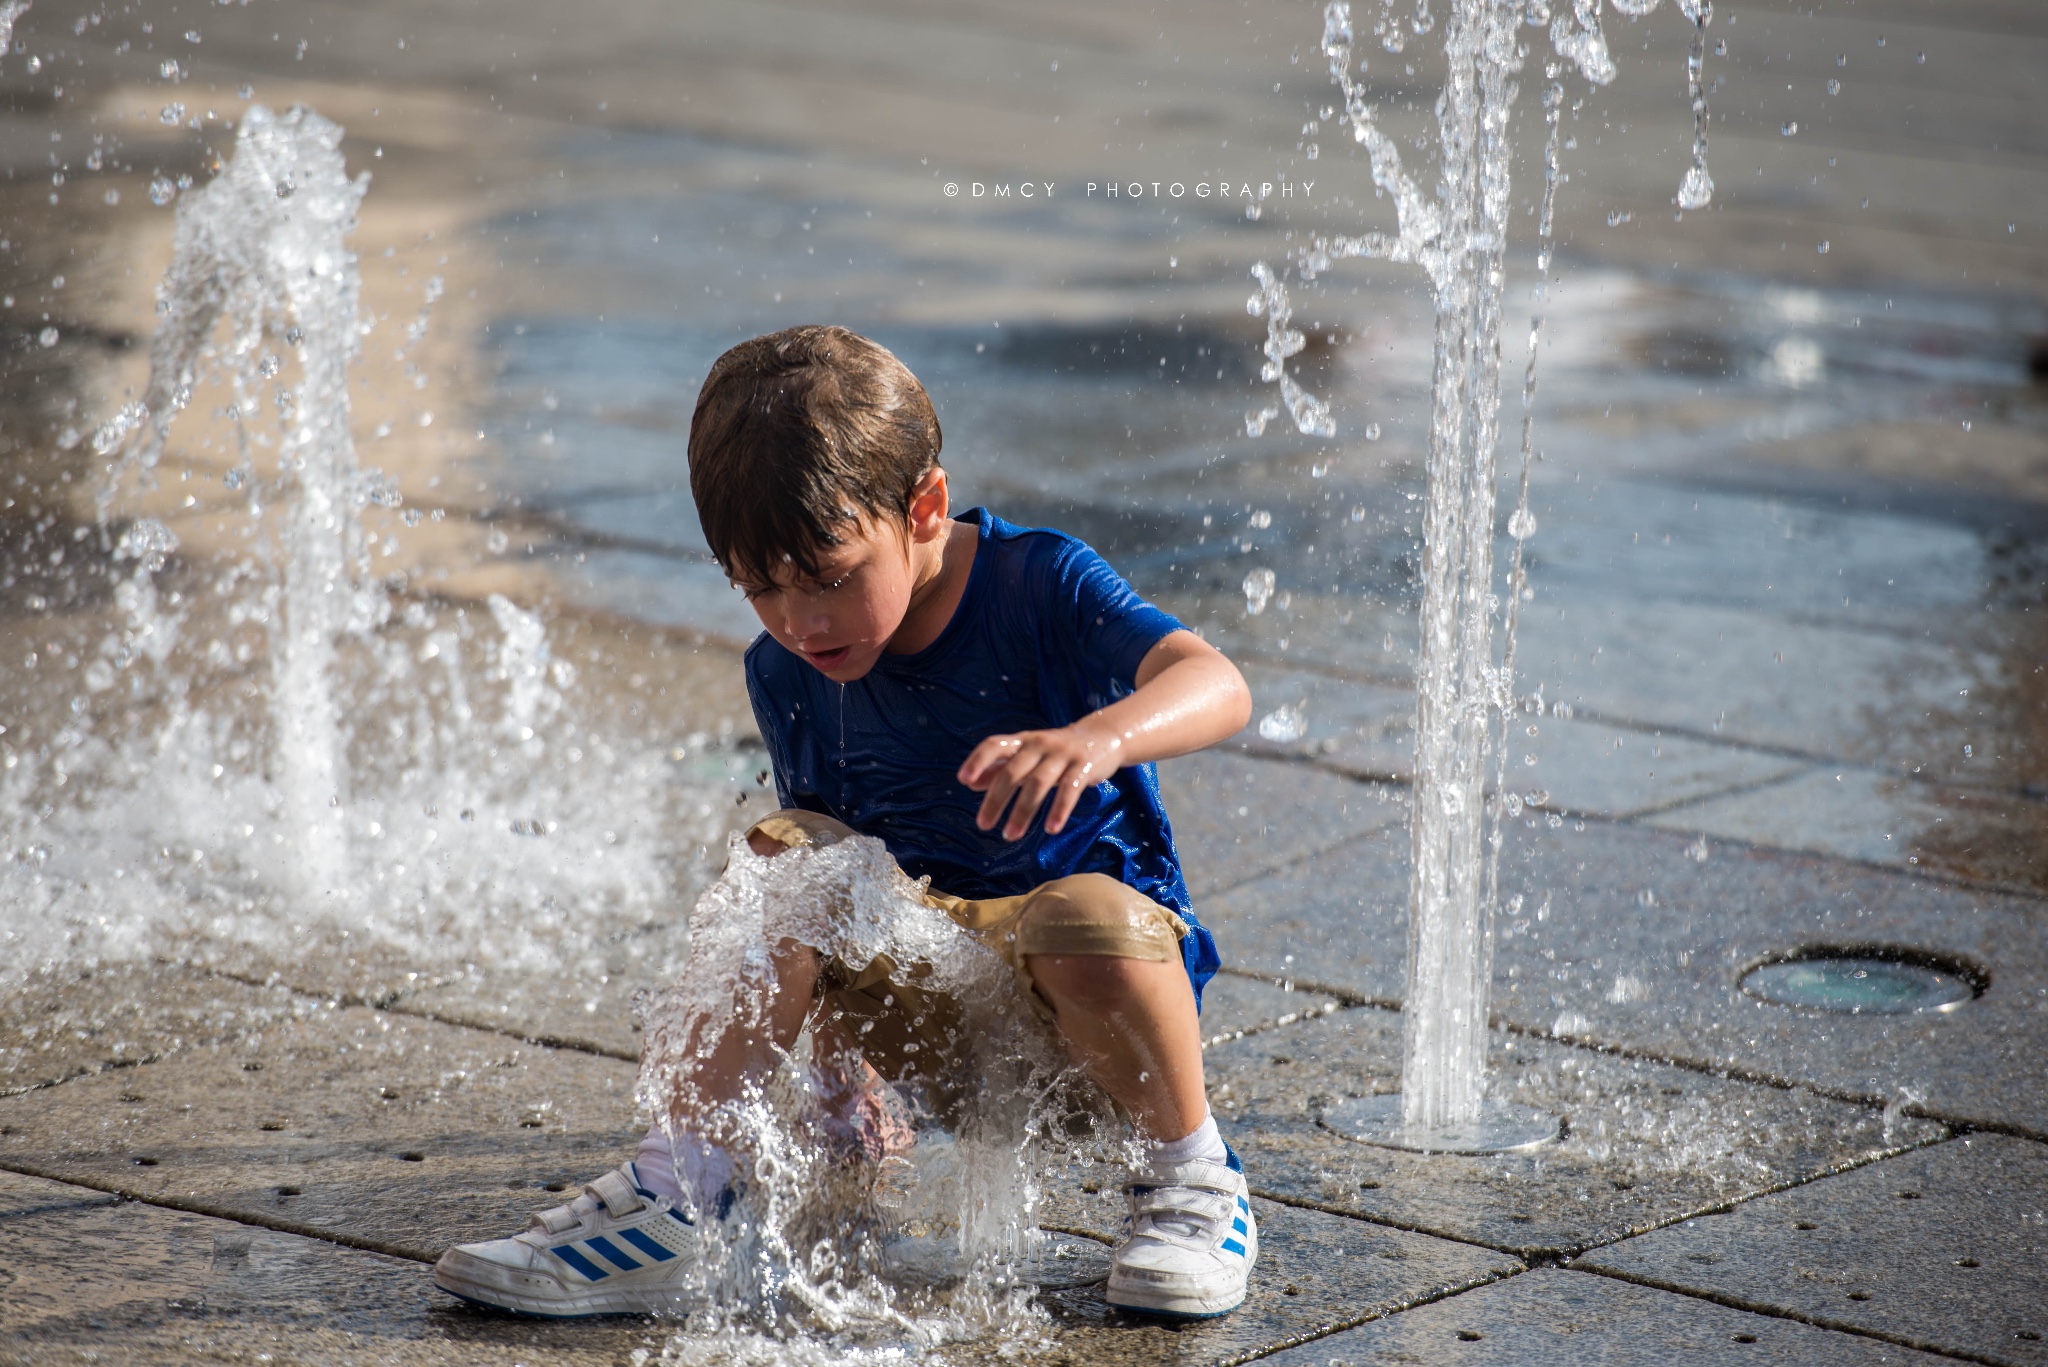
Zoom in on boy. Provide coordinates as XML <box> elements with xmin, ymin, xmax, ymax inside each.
<box><xmin>433</xmin><ymin>325</ymin><xmax>1257</xmax><ymax>1320</ymax></box>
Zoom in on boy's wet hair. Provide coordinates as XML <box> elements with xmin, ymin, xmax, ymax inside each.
<box><xmin>689</xmin><ymin>325</ymin><xmax>942</xmax><ymax>583</ymax></box>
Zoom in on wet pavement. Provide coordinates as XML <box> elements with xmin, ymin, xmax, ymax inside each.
<box><xmin>6</xmin><ymin>0</ymin><xmax>2048</xmax><ymax>1361</ymax></box>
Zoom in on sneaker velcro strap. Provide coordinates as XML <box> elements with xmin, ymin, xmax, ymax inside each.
<box><xmin>1125</xmin><ymin>1163</ymin><xmax>1240</xmax><ymax>1198</ymax></box>
<box><xmin>586</xmin><ymin>1169</ymin><xmax>645</xmax><ymax>1218</ymax></box>
<box><xmin>529</xmin><ymin>1204</ymin><xmax>583</xmax><ymax>1236</ymax></box>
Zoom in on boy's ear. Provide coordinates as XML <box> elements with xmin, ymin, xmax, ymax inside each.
<box><xmin>905</xmin><ymin>466</ymin><xmax>951</xmax><ymax>544</ymax></box>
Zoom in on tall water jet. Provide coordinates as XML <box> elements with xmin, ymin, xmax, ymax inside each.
<box><xmin>1252</xmin><ymin>0</ymin><xmax>1712</xmax><ymax>1150</ymax></box>
<box><xmin>98</xmin><ymin>104</ymin><xmax>374</xmax><ymax>904</ymax></box>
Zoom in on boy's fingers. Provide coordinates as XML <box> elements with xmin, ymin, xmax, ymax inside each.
<box><xmin>976</xmin><ymin>748</ymin><xmax>1043</xmax><ymax>830</ymax></box>
<box><xmin>1044</xmin><ymin>770</ymin><xmax>1088</xmax><ymax>834</ymax></box>
<box><xmin>1002</xmin><ymin>758</ymin><xmax>1066</xmax><ymax>840</ymax></box>
<box><xmin>958</xmin><ymin>735</ymin><xmax>1022</xmax><ymax>787</ymax></box>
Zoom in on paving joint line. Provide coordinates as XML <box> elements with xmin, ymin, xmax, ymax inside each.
<box><xmin>1244</xmin><ymin>1132</ymin><xmax>1956</xmax><ymax>1269</ymax></box>
<box><xmin>0</xmin><ymin>1156</ymin><xmax>440</xmax><ymax>1264</ymax></box>
<box><xmin>1233</xmin><ymin>645</ymin><xmax>2042</xmax><ymax>809</ymax></box>
<box><xmin>1213</xmin><ymin>1265</ymin><xmax>1527</xmax><ymax>1367</ymax></box>
<box><xmin>1232</xmin><ymin>746</ymin><xmax>2048</xmax><ymax>904</ymax></box>
<box><xmin>1221</xmin><ymin>977</ymin><xmax>2030</xmax><ymax>1140</ymax></box>
<box><xmin>1572</xmin><ymin>1262</ymin><xmax>2018</xmax><ymax>1366</ymax></box>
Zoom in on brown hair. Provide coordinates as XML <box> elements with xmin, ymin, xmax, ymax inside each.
<box><xmin>688</xmin><ymin>325</ymin><xmax>942</xmax><ymax>583</ymax></box>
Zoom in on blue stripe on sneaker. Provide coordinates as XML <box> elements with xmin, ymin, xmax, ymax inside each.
<box><xmin>618</xmin><ymin>1227</ymin><xmax>677</xmax><ymax>1262</ymax></box>
<box><xmin>1232</xmin><ymin>1217</ymin><xmax>1247</xmax><ymax>1235</ymax></box>
<box><xmin>551</xmin><ymin>1243</ymin><xmax>609</xmax><ymax>1281</ymax></box>
<box><xmin>1221</xmin><ymin>1237</ymin><xmax>1246</xmax><ymax>1257</ymax></box>
<box><xmin>584</xmin><ymin>1235</ymin><xmax>642</xmax><ymax>1271</ymax></box>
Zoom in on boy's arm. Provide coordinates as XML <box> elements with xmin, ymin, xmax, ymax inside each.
<box><xmin>956</xmin><ymin>630</ymin><xmax>1252</xmax><ymax>841</ymax></box>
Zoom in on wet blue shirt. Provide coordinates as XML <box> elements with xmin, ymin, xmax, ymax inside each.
<box><xmin>744</xmin><ymin>507</ymin><xmax>1221</xmax><ymax>1006</ymax></box>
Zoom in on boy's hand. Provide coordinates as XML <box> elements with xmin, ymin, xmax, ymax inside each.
<box><xmin>956</xmin><ymin>631</ymin><xmax>1252</xmax><ymax>842</ymax></box>
<box><xmin>958</xmin><ymin>720</ymin><xmax>1121</xmax><ymax>841</ymax></box>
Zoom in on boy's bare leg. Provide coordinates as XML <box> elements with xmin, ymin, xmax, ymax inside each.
<box><xmin>650</xmin><ymin>826</ymin><xmax>824</xmax><ymax>1131</ymax></box>
<box><xmin>1026</xmin><ymin>953</ymin><xmax>1208</xmax><ymax>1142</ymax></box>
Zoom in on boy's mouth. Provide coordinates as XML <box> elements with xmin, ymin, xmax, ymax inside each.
<box><xmin>803</xmin><ymin>645</ymin><xmax>853</xmax><ymax>671</ymax></box>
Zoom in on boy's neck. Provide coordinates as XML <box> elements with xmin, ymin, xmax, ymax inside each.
<box><xmin>886</xmin><ymin>515</ymin><xmax>976</xmax><ymax>655</ymax></box>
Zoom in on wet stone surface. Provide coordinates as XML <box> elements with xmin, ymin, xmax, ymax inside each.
<box><xmin>962</xmin><ymin>1198</ymin><xmax>1518</xmax><ymax>1367</ymax></box>
<box><xmin>1578</xmin><ymin>1134</ymin><xmax>2048</xmax><ymax>1364</ymax></box>
<box><xmin>0</xmin><ymin>1176</ymin><xmax>658</xmax><ymax>1365</ymax></box>
<box><xmin>0</xmin><ymin>1005</ymin><xmax>642</xmax><ymax>1259</ymax></box>
<box><xmin>1256</xmin><ymin>1266</ymin><xmax>1956</xmax><ymax>1365</ymax></box>
<box><xmin>0</xmin><ymin>961</ymin><xmax>317</xmax><ymax>1095</ymax></box>
<box><xmin>1198</xmin><ymin>972</ymin><xmax>1342</xmax><ymax>1050</ymax></box>
<box><xmin>1202</xmin><ymin>815</ymin><xmax>2048</xmax><ymax>1136</ymax></box>
<box><xmin>1203</xmin><ymin>1006</ymin><xmax>1945</xmax><ymax>1257</ymax></box>
<box><xmin>0</xmin><ymin>1168</ymin><xmax>116</xmax><ymax>1219</ymax></box>
<box><xmin>1158</xmin><ymin>748</ymin><xmax>1407</xmax><ymax>901</ymax></box>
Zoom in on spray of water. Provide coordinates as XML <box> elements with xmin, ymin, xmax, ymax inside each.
<box><xmin>635</xmin><ymin>832</ymin><xmax>1103</xmax><ymax>1352</ymax></box>
<box><xmin>1249</xmin><ymin>0</ymin><xmax>1714</xmax><ymax>1136</ymax></box>
<box><xmin>0</xmin><ymin>106</ymin><xmax>730</xmax><ymax>990</ymax></box>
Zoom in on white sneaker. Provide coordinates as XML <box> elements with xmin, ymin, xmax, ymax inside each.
<box><xmin>433</xmin><ymin>1163</ymin><xmax>704</xmax><ymax>1318</ymax></box>
<box><xmin>1104</xmin><ymin>1151</ymin><xmax>1257</xmax><ymax>1318</ymax></box>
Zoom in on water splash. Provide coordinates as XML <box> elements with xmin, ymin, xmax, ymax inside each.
<box><xmin>0</xmin><ymin>2</ymin><xmax>30</xmax><ymax>61</ymax></box>
<box><xmin>1251</xmin><ymin>0</ymin><xmax>1716</xmax><ymax>1138</ymax></box>
<box><xmin>637</xmin><ymin>832</ymin><xmax>1097</xmax><ymax>1347</ymax></box>
<box><xmin>1</xmin><ymin>106</ymin><xmax>735</xmax><ymax>995</ymax></box>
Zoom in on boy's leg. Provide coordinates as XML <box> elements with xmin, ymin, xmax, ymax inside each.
<box><xmin>1001</xmin><ymin>875</ymin><xmax>1255</xmax><ymax>1319</ymax></box>
<box><xmin>1026</xmin><ymin>951</ymin><xmax>1207</xmax><ymax>1143</ymax></box>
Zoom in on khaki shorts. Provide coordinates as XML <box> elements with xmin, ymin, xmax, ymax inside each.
<box><xmin>745</xmin><ymin>809</ymin><xmax>1190</xmax><ymax>1107</ymax></box>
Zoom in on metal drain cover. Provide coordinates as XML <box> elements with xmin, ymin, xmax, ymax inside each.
<box><xmin>1740</xmin><ymin>952</ymin><xmax>1980</xmax><ymax>1015</ymax></box>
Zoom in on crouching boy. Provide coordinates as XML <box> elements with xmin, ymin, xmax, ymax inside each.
<box><xmin>433</xmin><ymin>325</ymin><xmax>1258</xmax><ymax>1320</ymax></box>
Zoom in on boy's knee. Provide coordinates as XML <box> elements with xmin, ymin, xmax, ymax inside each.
<box><xmin>1027</xmin><ymin>950</ymin><xmax>1159</xmax><ymax>1010</ymax></box>
<box><xmin>744</xmin><ymin>809</ymin><xmax>857</xmax><ymax>859</ymax></box>
<box><xmin>1010</xmin><ymin>874</ymin><xmax>1185</xmax><ymax>964</ymax></box>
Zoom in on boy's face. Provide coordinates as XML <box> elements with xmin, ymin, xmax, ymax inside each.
<box><xmin>731</xmin><ymin>470</ymin><xmax>950</xmax><ymax>683</ymax></box>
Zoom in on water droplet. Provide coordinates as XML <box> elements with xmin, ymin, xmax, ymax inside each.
<box><xmin>148</xmin><ymin>176</ymin><xmax>176</xmax><ymax>206</ymax></box>
<box><xmin>1508</xmin><ymin>508</ymin><xmax>1537</xmax><ymax>540</ymax></box>
<box><xmin>1248</xmin><ymin>509</ymin><xmax>1272</xmax><ymax>530</ymax></box>
<box><xmin>160</xmin><ymin>103</ymin><xmax>186</xmax><ymax>125</ymax></box>
<box><xmin>1816</xmin><ymin>240</ymin><xmax>1829</xmax><ymax>254</ymax></box>
<box><xmin>1242</xmin><ymin>567</ymin><xmax>1277</xmax><ymax>615</ymax></box>
<box><xmin>1258</xmin><ymin>704</ymin><xmax>1307</xmax><ymax>742</ymax></box>
<box><xmin>1780</xmin><ymin>121</ymin><xmax>1798</xmax><ymax>137</ymax></box>
<box><xmin>274</xmin><ymin>177</ymin><xmax>295</xmax><ymax>199</ymax></box>
<box><xmin>37</xmin><ymin>326</ymin><xmax>58</xmax><ymax>347</ymax></box>
<box><xmin>1364</xmin><ymin>422</ymin><xmax>1382</xmax><ymax>440</ymax></box>
<box><xmin>258</xmin><ymin>354</ymin><xmax>280</xmax><ymax>378</ymax></box>
<box><xmin>1827</xmin><ymin>79</ymin><xmax>1841</xmax><ymax>95</ymax></box>
<box><xmin>184</xmin><ymin>29</ymin><xmax>202</xmax><ymax>44</ymax></box>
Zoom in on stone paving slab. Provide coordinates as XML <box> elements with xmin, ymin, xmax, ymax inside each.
<box><xmin>1200</xmin><ymin>974</ymin><xmax>1341</xmax><ymax>1049</ymax></box>
<box><xmin>0</xmin><ymin>961</ymin><xmax>318</xmax><ymax>1095</ymax></box>
<box><xmin>961</xmin><ymin>1197</ymin><xmax>1518</xmax><ymax>1367</ymax></box>
<box><xmin>1647</xmin><ymin>765</ymin><xmax>1941</xmax><ymax>871</ymax></box>
<box><xmin>0</xmin><ymin>1168</ymin><xmax>115</xmax><ymax>1219</ymax></box>
<box><xmin>1518</xmin><ymin>717</ymin><xmax>1813</xmax><ymax>822</ymax></box>
<box><xmin>1159</xmin><ymin>748</ymin><xmax>1406</xmax><ymax>900</ymax></box>
<box><xmin>1256</xmin><ymin>1267</ymin><xmax>1956</xmax><ymax>1366</ymax></box>
<box><xmin>1577</xmin><ymin>1134</ymin><xmax>2048</xmax><ymax>1364</ymax></box>
<box><xmin>1231</xmin><ymin>662</ymin><xmax>1416</xmax><ymax>782</ymax></box>
<box><xmin>0</xmin><ymin>1004</ymin><xmax>643</xmax><ymax>1258</ymax></box>
<box><xmin>0</xmin><ymin>1178</ymin><xmax>658</xmax><ymax>1366</ymax></box>
<box><xmin>1199</xmin><ymin>815</ymin><xmax>2048</xmax><ymax>1137</ymax></box>
<box><xmin>1201</xmin><ymin>1006</ymin><xmax>1944</xmax><ymax>1258</ymax></box>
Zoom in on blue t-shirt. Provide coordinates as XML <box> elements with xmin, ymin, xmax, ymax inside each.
<box><xmin>744</xmin><ymin>507</ymin><xmax>1221</xmax><ymax>1007</ymax></box>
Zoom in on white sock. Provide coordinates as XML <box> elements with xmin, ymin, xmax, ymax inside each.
<box><xmin>1145</xmin><ymin>1111</ymin><xmax>1228</xmax><ymax>1167</ymax></box>
<box><xmin>634</xmin><ymin>1125</ymin><xmax>686</xmax><ymax>1203</ymax></box>
<box><xmin>634</xmin><ymin>1124</ymin><xmax>734</xmax><ymax>1216</ymax></box>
